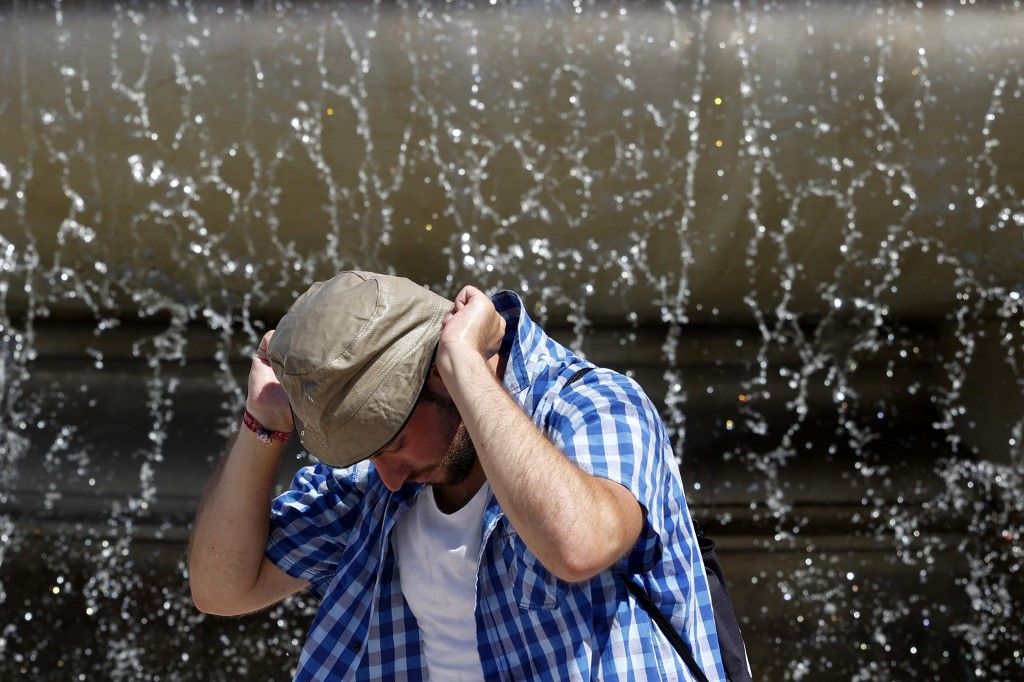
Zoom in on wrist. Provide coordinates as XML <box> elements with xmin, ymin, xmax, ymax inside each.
<box><xmin>436</xmin><ymin>339</ymin><xmax>487</xmax><ymax>381</ymax></box>
<box><xmin>242</xmin><ymin>409</ymin><xmax>292</xmax><ymax>445</ymax></box>
<box><xmin>244</xmin><ymin>400</ymin><xmax>292</xmax><ymax>432</ymax></box>
<box><xmin>438</xmin><ymin>345</ymin><xmax>503</xmax><ymax>410</ymax></box>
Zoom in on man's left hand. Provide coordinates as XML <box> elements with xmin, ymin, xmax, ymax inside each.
<box><xmin>437</xmin><ymin>285</ymin><xmax>505</xmax><ymax>375</ymax></box>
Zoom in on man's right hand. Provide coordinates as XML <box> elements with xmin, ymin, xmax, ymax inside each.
<box><xmin>246</xmin><ymin>330</ymin><xmax>294</xmax><ymax>434</ymax></box>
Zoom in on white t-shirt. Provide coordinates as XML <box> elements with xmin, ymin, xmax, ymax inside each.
<box><xmin>392</xmin><ymin>483</ymin><xmax>491</xmax><ymax>682</ymax></box>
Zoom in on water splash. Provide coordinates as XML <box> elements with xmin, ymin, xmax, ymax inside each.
<box><xmin>0</xmin><ymin>1</ymin><xmax>1022</xmax><ymax>679</ymax></box>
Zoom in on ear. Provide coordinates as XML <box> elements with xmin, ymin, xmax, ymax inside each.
<box><xmin>425</xmin><ymin>364</ymin><xmax>451</xmax><ymax>400</ymax></box>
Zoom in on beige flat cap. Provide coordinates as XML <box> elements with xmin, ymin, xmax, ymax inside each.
<box><xmin>268</xmin><ymin>271</ymin><xmax>452</xmax><ymax>468</ymax></box>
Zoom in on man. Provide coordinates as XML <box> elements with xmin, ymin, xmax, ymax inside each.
<box><xmin>189</xmin><ymin>271</ymin><xmax>725</xmax><ymax>681</ymax></box>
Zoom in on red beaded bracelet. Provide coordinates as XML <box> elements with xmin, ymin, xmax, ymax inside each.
<box><xmin>243</xmin><ymin>409</ymin><xmax>291</xmax><ymax>444</ymax></box>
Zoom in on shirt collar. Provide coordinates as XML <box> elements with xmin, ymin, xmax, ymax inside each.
<box><xmin>491</xmin><ymin>290</ymin><xmax>545</xmax><ymax>396</ymax></box>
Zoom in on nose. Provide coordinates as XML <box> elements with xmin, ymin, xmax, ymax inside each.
<box><xmin>373</xmin><ymin>455</ymin><xmax>409</xmax><ymax>492</ymax></box>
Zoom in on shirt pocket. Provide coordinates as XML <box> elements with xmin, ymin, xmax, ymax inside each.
<box><xmin>500</xmin><ymin>530</ymin><xmax>569</xmax><ymax>611</ymax></box>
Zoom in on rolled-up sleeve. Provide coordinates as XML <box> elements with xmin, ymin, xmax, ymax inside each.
<box><xmin>550</xmin><ymin>370</ymin><xmax>676</xmax><ymax>575</ymax></box>
<box><xmin>265</xmin><ymin>461</ymin><xmax>369</xmax><ymax>591</ymax></box>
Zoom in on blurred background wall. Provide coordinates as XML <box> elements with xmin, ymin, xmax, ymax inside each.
<box><xmin>0</xmin><ymin>1</ymin><xmax>1022</xmax><ymax>679</ymax></box>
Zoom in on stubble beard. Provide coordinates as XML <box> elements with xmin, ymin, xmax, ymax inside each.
<box><xmin>432</xmin><ymin>396</ymin><xmax>478</xmax><ymax>487</ymax></box>
<box><xmin>437</xmin><ymin>424</ymin><xmax>477</xmax><ymax>486</ymax></box>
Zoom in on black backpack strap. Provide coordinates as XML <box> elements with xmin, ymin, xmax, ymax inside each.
<box><xmin>623</xmin><ymin>579</ymin><xmax>712</xmax><ymax>682</ymax></box>
<box><xmin>564</xmin><ymin>366</ymin><xmax>594</xmax><ymax>387</ymax></box>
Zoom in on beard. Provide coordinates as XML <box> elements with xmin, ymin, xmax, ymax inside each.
<box><xmin>430</xmin><ymin>394</ymin><xmax>479</xmax><ymax>487</ymax></box>
<box><xmin>437</xmin><ymin>423</ymin><xmax>478</xmax><ymax>486</ymax></box>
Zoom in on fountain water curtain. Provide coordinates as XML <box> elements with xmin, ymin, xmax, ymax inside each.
<box><xmin>0</xmin><ymin>1</ymin><xmax>1021</xmax><ymax>679</ymax></box>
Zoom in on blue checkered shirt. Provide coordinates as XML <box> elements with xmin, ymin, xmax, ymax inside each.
<box><xmin>266</xmin><ymin>291</ymin><xmax>725</xmax><ymax>681</ymax></box>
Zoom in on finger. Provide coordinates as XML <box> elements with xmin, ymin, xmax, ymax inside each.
<box><xmin>254</xmin><ymin>329</ymin><xmax>275</xmax><ymax>364</ymax></box>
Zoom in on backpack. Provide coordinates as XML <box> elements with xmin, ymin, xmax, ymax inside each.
<box><xmin>563</xmin><ymin>366</ymin><xmax>752</xmax><ymax>682</ymax></box>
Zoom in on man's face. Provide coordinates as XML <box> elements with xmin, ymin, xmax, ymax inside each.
<box><xmin>370</xmin><ymin>389</ymin><xmax>477</xmax><ymax>492</ymax></box>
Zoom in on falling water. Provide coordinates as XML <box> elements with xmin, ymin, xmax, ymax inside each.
<box><xmin>0</xmin><ymin>1</ymin><xmax>1022</xmax><ymax>679</ymax></box>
